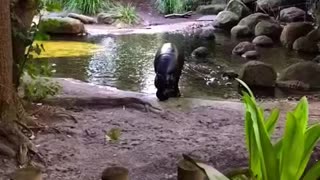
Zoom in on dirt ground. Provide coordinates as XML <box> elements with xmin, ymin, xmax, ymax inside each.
<box><xmin>1</xmin><ymin>78</ymin><xmax>320</xmax><ymax>180</ymax></box>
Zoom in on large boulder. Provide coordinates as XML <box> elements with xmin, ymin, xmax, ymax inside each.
<box><xmin>39</xmin><ymin>17</ymin><xmax>86</xmax><ymax>35</ymax></box>
<box><xmin>197</xmin><ymin>4</ymin><xmax>226</xmax><ymax>15</ymax></box>
<box><xmin>280</xmin><ymin>22</ymin><xmax>314</xmax><ymax>49</ymax></box>
<box><xmin>254</xmin><ymin>21</ymin><xmax>282</xmax><ymax>39</ymax></box>
<box><xmin>231</xmin><ymin>25</ymin><xmax>251</xmax><ymax>37</ymax></box>
<box><xmin>292</xmin><ymin>36</ymin><xmax>319</xmax><ymax>53</ymax></box>
<box><xmin>232</xmin><ymin>41</ymin><xmax>256</xmax><ymax>55</ymax></box>
<box><xmin>279</xmin><ymin>7</ymin><xmax>306</xmax><ymax>22</ymax></box>
<box><xmin>67</xmin><ymin>13</ymin><xmax>97</xmax><ymax>24</ymax></box>
<box><xmin>235</xmin><ymin>13</ymin><xmax>274</xmax><ymax>34</ymax></box>
<box><xmin>239</xmin><ymin>61</ymin><xmax>277</xmax><ymax>87</ymax></box>
<box><xmin>256</xmin><ymin>0</ymin><xmax>281</xmax><ymax>11</ymax></box>
<box><xmin>277</xmin><ymin>62</ymin><xmax>320</xmax><ymax>89</ymax></box>
<box><xmin>97</xmin><ymin>13</ymin><xmax>119</xmax><ymax>24</ymax></box>
<box><xmin>252</xmin><ymin>35</ymin><xmax>274</xmax><ymax>46</ymax></box>
<box><xmin>213</xmin><ymin>11</ymin><xmax>240</xmax><ymax>30</ymax></box>
<box><xmin>306</xmin><ymin>28</ymin><xmax>320</xmax><ymax>42</ymax></box>
<box><xmin>199</xmin><ymin>28</ymin><xmax>216</xmax><ymax>40</ymax></box>
<box><xmin>226</xmin><ymin>0</ymin><xmax>251</xmax><ymax>18</ymax></box>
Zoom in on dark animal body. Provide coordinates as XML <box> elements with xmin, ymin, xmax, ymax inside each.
<box><xmin>154</xmin><ymin>43</ymin><xmax>185</xmax><ymax>101</ymax></box>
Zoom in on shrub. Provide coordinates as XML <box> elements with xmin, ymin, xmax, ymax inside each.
<box><xmin>155</xmin><ymin>0</ymin><xmax>195</xmax><ymax>14</ymax></box>
<box><xmin>64</xmin><ymin>0</ymin><xmax>107</xmax><ymax>15</ymax></box>
<box><xmin>184</xmin><ymin>79</ymin><xmax>320</xmax><ymax>180</ymax></box>
<box><xmin>112</xmin><ymin>3</ymin><xmax>139</xmax><ymax>25</ymax></box>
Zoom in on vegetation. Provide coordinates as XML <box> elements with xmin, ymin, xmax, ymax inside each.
<box><xmin>64</xmin><ymin>0</ymin><xmax>107</xmax><ymax>15</ymax></box>
<box><xmin>112</xmin><ymin>3</ymin><xmax>140</xmax><ymax>25</ymax></box>
<box><xmin>155</xmin><ymin>0</ymin><xmax>199</xmax><ymax>14</ymax></box>
<box><xmin>185</xmin><ymin>79</ymin><xmax>320</xmax><ymax>180</ymax></box>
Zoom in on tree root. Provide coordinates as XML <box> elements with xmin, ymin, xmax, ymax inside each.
<box><xmin>42</xmin><ymin>96</ymin><xmax>163</xmax><ymax>114</ymax></box>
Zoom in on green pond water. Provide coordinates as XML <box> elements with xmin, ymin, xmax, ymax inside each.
<box><xmin>36</xmin><ymin>32</ymin><xmax>315</xmax><ymax>100</ymax></box>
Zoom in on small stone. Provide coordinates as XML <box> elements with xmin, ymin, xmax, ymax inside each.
<box><xmin>241</xmin><ymin>50</ymin><xmax>260</xmax><ymax>60</ymax></box>
<box><xmin>232</xmin><ymin>41</ymin><xmax>256</xmax><ymax>55</ymax></box>
<box><xmin>252</xmin><ymin>35</ymin><xmax>274</xmax><ymax>46</ymax></box>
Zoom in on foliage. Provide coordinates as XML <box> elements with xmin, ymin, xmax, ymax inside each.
<box><xmin>155</xmin><ymin>0</ymin><xmax>198</xmax><ymax>14</ymax></box>
<box><xmin>184</xmin><ymin>79</ymin><xmax>320</xmax><ymax>180</ymax></box>
<box><xmin>106</xmin><ymin>128</ymin><xmax>121</xmax><ymax>142</ymax></box>
<box><xmin>112</xmin><ymin>3</ymin><xmax>139</xmax><ymax>25</ymax></box>
<box><xmin>20</xmin><ymin>73</ymin><xmax>61</xmax><ymax>102</ymax></box>
<box><xmin>64</xmin><ymin>0</ymin><xmax>107</xmax><ymax>15</ymax></box>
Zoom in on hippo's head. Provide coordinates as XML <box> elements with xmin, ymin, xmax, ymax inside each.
<box><xmin>155</xmin><ymin>73</ymin><xmax>176</xmax><ymax>101</ymax></box>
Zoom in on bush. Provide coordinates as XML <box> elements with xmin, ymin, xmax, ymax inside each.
<box><xmin>112</xmin><ymin>3</ymin><xmax>139</xmax><ymax>25</ymax></box>
<box><xmin>184</xmin><ymin>79</ymin><xmax>320</xmax><ymax>180</ymax></box>
<box><xmin>64</xmin><ymin>0</ymin><xmax>107</xmax><ymax>15</ymax></box>
<box><xmin>155</xmin><ymin>0</ymin><xmax>198</xmax><ymax>14</ymax></box>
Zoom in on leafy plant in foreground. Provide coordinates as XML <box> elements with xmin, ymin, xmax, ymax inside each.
<box><xmin>184</xmin><ymin>79</ymin><xmax>320</xmax><ymax>180</ymax></box>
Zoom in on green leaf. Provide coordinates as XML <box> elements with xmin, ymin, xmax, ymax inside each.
<box><xmin>183</xmin><ymin>154</ymin><xmax>229</xmax><ymax>180</ymax></box>
<box><xmin>302</xmin><ymin>160</ymin><xmax>320</xmax><ymax>180</ymax></box>
<box><xmin>34</xmin><ymin>32</ymin><xmax>50</xmax><ymax>41</ymax></box>
<box><xmin>236</xmin><ymin>78</ymin><xmax>254</xmax><ymax>98</ymax></box>
<box><xmin>297</xmin><ymin>124</ymin><xmax>320</xmax><ymax>177</ymax></box>
<box><xmin>265</xmin><ymin>108</ymin><xmax>280</xmax><ymax>136</ymax></box>
<box><xmin>280</xmin><ymin>112</ymin><xmax>305</xmax><ymax>180</ymax></box>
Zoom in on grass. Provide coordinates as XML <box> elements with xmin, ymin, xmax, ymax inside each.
<box><xmin>64</xmin><ymin>0</ymin><xmax>107</xmax><ymax>15</ymax></box>
<box><xmin>112</xmin><ymin>3</ymin><xmax>139</xmax><ymax>25</ymax></box>
<box><xmin>155</xmin><ymin>0</ymin><xmax>199</xmax><ymax>14</ymax></box>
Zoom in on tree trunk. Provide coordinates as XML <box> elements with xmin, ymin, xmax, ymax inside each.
<box><xmin>0</xmin><ymin>0</ymin><xmax>34</xmax><ymax>164</ymax></box>
<box><xmin>11</xmin><ymin>0</ymin><xmax>38</xmax><ymax>88</ymax></box>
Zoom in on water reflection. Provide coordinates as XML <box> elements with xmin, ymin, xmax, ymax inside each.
<box><xmin>36</xmin><ymin>32</ymin><xmax>314</xmax><ymax>99</ymax></box>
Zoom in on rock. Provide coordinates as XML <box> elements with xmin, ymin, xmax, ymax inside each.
<box><xmin>256</xmin><ymin>0</ymin><xmax>281</xmax><ymax>11</ymax></box>
<box><xmin>39</xmin><ymin>17</ymin><xmax>86</xmax><ymax>35</ymax></box>
<box><xmin>241</xmin><ymin>50</ymin><xmax>260</xmax><ymax>59</ymax></box>
<box><xmin>213</xmin><ymin>11</ymin><xmax>240</xmax><ymax>30</ymax></box>
<box><xmin>226</xmin><ymin>0</ymin><xmax>251</xmax><ymax>18</ymax></box>
<box><xmin>239</xmin><ymin>61</ymin><xmax>276</xmax><ymax>87</ymax></box>
<box><xmin>231</xmin><ymin>25</ymin><xmax>252</xmax><ymax>37</ymax></box>
<box><xmin>45</xmin><ymin>11</ymin><xmax>68</xmax><ymax>18</ymax></box>
<box><xmin>232</xmin><ymin>41</ymin><xmax>256</xmax><ymax>55</ymax></box>
<box><xmin>293</xmin><ymin>36</ymin><xmax>319</xmax><ymax>53</ymax></box>
<box><xmin>280</xmin><ymin>22</ymin><xmax>314</xmax><ymax>48</ymax></box>
<box><xmin>252</xmin><ymin>35</ymin><xmax>274</xmax><ymax>46</ymax></box>
<box><xmin>97</xmin><ymin>13</ymin><xmax>119</xmax><ymax>24</ymax></box>
<box><xmin>277</xmin><ymin>62</ymin><xmax>320</xmax><ymax>89</ymax></box>
<box><xmin>67</xmin><ymin>13</ymin><xmax>97</xmax><ymax>24</ymax></box>
<box><xmin>305</xmin><ymin>28</ymin><xmax>320</xmax><ymax>42</ymax></box>
<box><xmin>199</xmin><ymin>28</ymin><xmax>216</xmax><ymax>40</ymax></box>
<box><xmin>312</xmin><ymin>55</ymin><xmax>320</xmax><ymax>63</ymax></box>
<box><xmin>222</xmin><ymin>70</ymin><xmax>239</xmax><ymax>79</ymax></box>
<box><xmin>192</xmin><ymin>47</ymin><xmax>209</xmax><ymax>60</ymax></box>
<box><xmin>279</xmin><ymin>7</ymin><xmax>306</xmax><ymax>22</ymax></box>
<box><xmin>254</xmin><ymin>21</ymin><xmax>282</xmax><ymax>39</ymax></box>
<box><xmin>237</xmin><ymin>13</ymin><xmax>274</xmax><ymax>33</ymax></box>
<box><xmin>197</xmin><ymin>4</ymin><xmax>226</xmax><ymax>15</ymax></box>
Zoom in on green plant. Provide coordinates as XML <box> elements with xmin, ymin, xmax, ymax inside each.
<box><xmin>106</xmin><ymin>128</ymin><xmax>121</xmax><ymax>142</ymax></box>
<box><xmin>112</xmin><ymin>3</ymin><xmax>139</xmax><ymax>25</ymax></box>
<box><xmin>184</xmin><ymin>79</ymin><xmax>320</xmax><ymax>180</ymax></box>
<box><xmin>20</xmin><ymin>73</ymin><xmax>61</xmax><ymax>102</ymax></box>
<box><xmin>64</xmin><ymin>0</ymin><xmax>107</xmax><ymax>15</ymax></box>
<box><xmin>155</xmin><ymin>0</ymin><xmax>198</xmax><ymax>14</ymax></box>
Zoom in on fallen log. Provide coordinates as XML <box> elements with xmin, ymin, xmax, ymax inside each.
<box><xmin>165</xmin><ymin>11</ymin><xmax>193</xmax><ymax>18</ymax></box>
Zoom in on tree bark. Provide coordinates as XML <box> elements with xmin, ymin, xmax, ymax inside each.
<box><xmin>0</xmin><ymin>0</ymin><xmax>34</xmax><ymax>163</ymax></box>
<box><xmin>11</xmin><ymin>0</ymin><xmax>38</xmax><ymax>88</ymax></box>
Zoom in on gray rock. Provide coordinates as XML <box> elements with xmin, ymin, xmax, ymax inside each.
<box><xmin>293</xmin><ymin>36</ymin><xmax>319</xmax><ymax>53</ymax></box>
<box><xmin>280</xmin><ymin>22</ymin><xmax>314</xmax><ymax>49</ymax></box>
<box><xmin>197</xmin><ymin>4</ymin><xmax>226</xmax><ymax>15</ymax></box>
<box><xmin>254</xmin><ymin>21</ymin><xmax>282</xmax><ymax>39</ymax></box>
<box><xmin>192</xmin><ymin>46</ymin><xmax>210</xmax><ymax>60</ymax></box>
<box><xmin>237</xmin><ymin>13</ymin><xmax>274</xmax><ymax>34</ymax></box>
<box><xmin>239</xmin><ymin>61</ymin><xmax>277</xmax><ymax>87</ymax></box>
<box><xmin>231</xmin><ymin>25</ymin><xmax>252</xmax><ymax>37</ymax></box>
<box><xmin>226</xmin><ymin>0</ymin><xmax>251</xmax><ymax>18</ymax></box>
<box><xmin>278</xmin><ymin>62</ymin><xmax>320</xmax><ymax>88</ymax></box>
<box><xmin>252</xmin><ymin>35</ymin><xmax>274</xmax><ymax>46</ymax></box>
<box><xmin>199</xmin><ymin>28</ymin><xmax>216</xmax><ymax>40</ymax></box>
<box><xmin>232</xmin><ymin>41</ymin><xmax>256</xmax><ymax>55</ymax></box>
<box><xmin>67</xmin><ymin>13</ymin><xmax>97</xmax><ymax>24</ymax></box>
<box><xmin>279</xmin><ymin>7</ymin><xmax>306</xmax><ymax>22</ymax></box>
<box><xmin>213</xmin><ymin>11</ymin><xmax>240</xmax><ymax>30</ymax></box>
<box><xmin>241</xmin><ymin>50</ymin><xmax>260</xmax><ymax>59</ymax></box>
<box><xmin>312</xmin><ymin>55</ymin><xmax>320</xmax><ymax>63</ymax></box>
<box><xmin>97</xmin><ymin>13</ymin><xmax>119</xmax><ymax>24</ymax></box>
<box><xmin>256</xmin><ymin>0</ymin><xmax>281</xmax><ymax>11</ymax></box>
<box><xmin>39</xmin><ymin>17</ymin><xmax>86</xmax><ymax>35</ymax></box>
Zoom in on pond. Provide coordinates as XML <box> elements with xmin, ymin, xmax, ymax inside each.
<box><xmin>35</xmin><ymin>31</ymin><xmax>315</xmax><ymax>100</ymax></box>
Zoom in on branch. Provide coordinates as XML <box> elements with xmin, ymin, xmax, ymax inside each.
<box><xmin>164</xmin><ymin>11</ymin><xmax>193</xmax><ymax>19</ymax></box>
